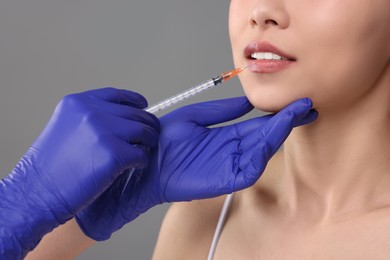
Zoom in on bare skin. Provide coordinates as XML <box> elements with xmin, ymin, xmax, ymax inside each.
<box><xmin>153</xmin><ymin>147</ymin><xmax>390</xmax><ymax>259</ymax></box>
<box><xmin>153</xmin><ymin>44</ymin><xmax>390</xmax><ymax>259</ymax></box>
<box><xmin>25</xmin><ymin>219</ymin><xmax>94</xmax><ymax>260</ymax></box>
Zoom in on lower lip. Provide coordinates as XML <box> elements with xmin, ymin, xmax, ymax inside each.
<box><xmin>247</xmin><ymin>59</ymin><xmax>296</xmax><ymax>73</ymax></box>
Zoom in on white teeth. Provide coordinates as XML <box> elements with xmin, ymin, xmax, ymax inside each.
<box><xmin>264</xmin><ymin>52</ymin><xmax>273</xmax><ymax>59</ymax></box>
<box><xmin>250</xmin><ymin>52</ymin><xmax>284</xmax><ymax>60</ymax></box>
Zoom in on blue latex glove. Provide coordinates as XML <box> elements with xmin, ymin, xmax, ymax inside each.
<box><xmin>0</xmin><ymin>88</ymin><xmax>160</xmax><ymax>259</ymax></box>
<box><xmin>76</xmin><ymin>97</ymin><xmax>317</xmax><ymax>240</ymax></box>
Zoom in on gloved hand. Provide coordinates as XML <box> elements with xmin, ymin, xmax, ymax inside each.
<box><xmin>0</xmin><ymin>88</ymin><xmax>160</xmax><ymax>259</ymax></box>
<box><xmin>76</xmin><ymin>97</ymin><xmax>317</xmax><ymax>241</ymax></box>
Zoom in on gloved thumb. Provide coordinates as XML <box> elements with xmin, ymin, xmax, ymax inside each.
<box><xmin>166</xmin><ymin>96</ymin><xmax>254</xmax><ymax>127</ymax></box>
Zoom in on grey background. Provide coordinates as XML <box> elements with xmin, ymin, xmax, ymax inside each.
<box><xmin>0</xmin><ymin>1</ymin><xmax>257</xmax><ymax>259</ymax></box>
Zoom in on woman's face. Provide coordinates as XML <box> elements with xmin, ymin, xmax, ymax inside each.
<box><xmin>229</xmin><ymin>0</ymin><xmax>390</xmax><ymax>112</ymax></box>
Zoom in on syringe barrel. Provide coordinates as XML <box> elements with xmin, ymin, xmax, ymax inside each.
<box><xmin>145</xmin><ymin>77</ymin><xmax>221</xmax><ymax>114</ymax></box>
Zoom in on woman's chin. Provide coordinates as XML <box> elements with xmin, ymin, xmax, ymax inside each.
<box><xmin>247</xmin><ymin>95</ymin><xmax>302</xmax><ymax>113</ymax></box>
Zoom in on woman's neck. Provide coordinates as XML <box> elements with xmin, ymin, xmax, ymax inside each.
<box><xmin>276</xmin><ymin>68</ymin><xmax>390</xmax><ymax>221</ymax></box>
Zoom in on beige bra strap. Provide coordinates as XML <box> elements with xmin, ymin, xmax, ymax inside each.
<box><xmin>207</xmin><ymin>193</ymin><xmax>234</xmax><ymax>260</ymax></box>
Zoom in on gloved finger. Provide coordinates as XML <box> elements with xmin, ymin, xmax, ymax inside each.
<box><xmin>255</xmin><ymin>98</ymin><xmax>315</xmax><ymax>152</ymax></box>
<box><xmin>106</xmin><ymin>139</ymin><xmax>149</xmax><ymax>174</ymax></box>
<box><xmin>227</xmin><ymin>100</ymin><xmax>318</xmax><ymax>139</ymax></box>
<box><xmin>238</xmin><ymin>109</ymin><xmax>317</xmax><ymax>152</ymax></box>
<box><xmin>125</xmin><ymin>122</ymin><xmax>159</xmax><ymax>147</ymax></box>
<box><xmin>233</xmin><ymin>98</ymin><xmax>317</xmax><ymax>190</ymax></box>
<box><xmin>233</xmin><ymin>115</ymin><xmax>272</xmax><ymax>137</ymax></box>
<box><xmin>166</xmin><ymin>96</ymin><xmax>253</xmax><ymax>127</ymax></box>
<box><xmin>293</xmin><ymin>109</ymin><xmax>318</xmax><ymax>127</ymax></box>
<box><xmin>84</xmin><ymin>87</ymin><xmax>148</xmax><ymax>109</ymax></box>
<box><xmin>233</xmin><ymin>98</ymin><xmax>316</xmax><ymax>151</ymax></box>
<box><xmin>104</xmin><ymin>115</ymin><xmax>160</xmax><ymax>147</ymax></box>
<box><xmin>95</xmin><ymin>100</ymin><xmax>160</xmax><ymax>131</ymax></box>
<box><xmin>232</xmin><ymin>144</ymin><xmax>267</xmax><ymax>191</ymax></box>
<box><xmin>241</xmin><ymin>107</ymin><xmax>317</xmax><ymax>164</ymax></box>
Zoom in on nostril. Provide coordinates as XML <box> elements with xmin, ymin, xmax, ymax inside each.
<box><xmin>250</xmin><ymin>18</ymin><xmax>258</xmax><ymax>26</ymax></box>
<box><xmin>265</xmin><ymin>19</ymin><xmax>278</xmax><ymax>26</ymax></box>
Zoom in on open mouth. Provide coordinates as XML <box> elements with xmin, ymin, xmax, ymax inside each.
<box><xmin>244</xmin><ymin>42</ymin><xmax>297</xmax><ymax>73</ymax></box>
<box><xmin>244</xmin><ymin>42</ymin><xmax>297</xmax><ymax>62</ymax></box>
<box><xmin>249</xmin><ymin>52</ymin><xmax>296</xmax><ymax>61</ymax></box>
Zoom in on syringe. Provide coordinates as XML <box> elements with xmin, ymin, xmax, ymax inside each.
<box><xmin>145</xmin><ymin>66</ymin><xmax>247</xmax><ymax>114</ymax></box>
<box><xmin>122</xmin><ymin>66</ymin><xmax>248</xmax><ymax>189</ymax></box>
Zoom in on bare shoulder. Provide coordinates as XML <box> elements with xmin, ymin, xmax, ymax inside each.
<box><xmin>152</xmin><ymin>196</ymin><xmax>226</xmax><ymax>260</ymax></box>
<box><xmin>151</xmin><ymin>152</ymin><xmax>284</xmax><ymax>260</ymax></box>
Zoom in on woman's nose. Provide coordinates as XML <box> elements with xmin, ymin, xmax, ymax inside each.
<box><xmin>249</xmin><ymin>0</ymin><xmax>290</xmax><ymax>30</ymax></box>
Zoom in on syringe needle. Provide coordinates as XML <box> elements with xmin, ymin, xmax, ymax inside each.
<box><xmin>220</xmin><ymin>66</ymin><xmax>249</xmax><ymax>82</ymax></box>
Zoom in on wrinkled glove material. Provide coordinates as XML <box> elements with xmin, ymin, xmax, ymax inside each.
<box><xmin>0</xmin><ymin>88</ymin><xmax>160</xmax><ymax>259</ymax></box>
<box><xmin>76</xmin><ymin>96</ymin><xmax>318</xmax><ymax>241</ymax></box>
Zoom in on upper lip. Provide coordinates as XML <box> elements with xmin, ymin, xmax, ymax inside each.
<box><xmin>244</xmin><ymin>42</ymin><xmax>297</xmax><ymax>61</ymax></box>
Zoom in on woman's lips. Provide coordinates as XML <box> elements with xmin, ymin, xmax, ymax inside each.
<box><xmin>247</xmin><ymin>59</ymin><xmax>296</xmax><ymax>73</ymax></box>
<box><xmin>244</xmin><ymin>42</ymin><xmax>297</xmax><ymax>73</ymax></box>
